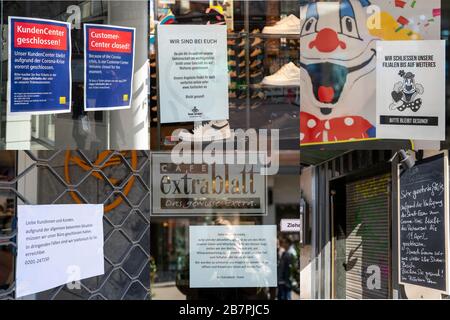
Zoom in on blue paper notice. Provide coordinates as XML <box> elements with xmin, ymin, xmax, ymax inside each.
<box><xmin>8</xmin><ymin>17</ymin><xmax>72</xmax><ymax>114</ymax></box>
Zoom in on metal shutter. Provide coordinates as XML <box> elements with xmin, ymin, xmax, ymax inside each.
<box><xmin>345</xmin><ymin>174</ymin><xmax>391</xmax><ymax>299</ymax></box>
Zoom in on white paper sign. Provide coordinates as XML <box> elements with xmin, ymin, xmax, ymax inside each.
<box><xmin>189</xmin><ymin>225</ymin><xmax>277</xmax><ymax>288</ymax></box>
<box><xmin>376</xmin><ymin>40</ymin><xmax>446</xmax><ymax>141</ymax></box>
<box><xmin>157</xmin><ymin>24</ymin><xmax>229</xmax><ymax>123</ymax></box>
<box><xmin>280</xmin><ymin>219</ymin><xmax>301</xmax><ymax>233</ymax></box>
<box><xmin>16</xmin><ymin>204</ymin><xmax>104</xmax><ymax>298</ymax></box>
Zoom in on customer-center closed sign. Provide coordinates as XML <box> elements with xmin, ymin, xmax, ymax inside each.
<box><xmin>156</xmin><ymin>25</ymin><xmax>228</xmax><ymax>123</ymax></box>
<box><xmin>84</xmin><ymin>24</ymin><xmax>135</xmax><ymax>111</ymax></box>
<box><xmin>8</xmin><ymin>17</ymin><xmax>71</xmax><ymax>114</ymax></box>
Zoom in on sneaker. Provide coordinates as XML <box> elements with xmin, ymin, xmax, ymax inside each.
<box><xmin>251</xmin><ymin>102</ymin><xmax>262</xmax><ymax>110</ymax></box>
<box><xmin>250</xmin><ymin>59</ymin><xmax>262</xmax><ymax>68</ymax></box>
<box><xmin>237</xmin><ymin>93</ymin><xmax>247</xmax><ymax>100</ymax></box>
<box><xmin>251</xmin><ymin>91</ymin><xmax>265</xmax><ymax>99</ymax></box>
<box><xmin>250</xmin><ymin>48</ymin><xmax>262</xmax><ymax>57</ymax></box>
<box><xmin>262</xmin><ymin>14</ymin><xmax>300</xmax><ymax>35</ymax></box>
<box><xmin>261</xmin><ymin>62</ymin><xmax>300</xmax><ymax>86</ymax></box>
<box><xmin>250</xmin><ymin>71</ymin><xmax>263</xmax><ymax>79</ymax></box>
<box><xmin>251</xmin><ymin>37</ymin><xmax>262</xmax><ymax>47</ymax></box>
<box><xmin>178</xmin><ymin>120</ymin><xmax>231</xmax><ymax>142</ymax></box>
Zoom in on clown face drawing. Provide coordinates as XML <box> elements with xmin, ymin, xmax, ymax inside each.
<box><xmin>300</xmin><ymin>0</ymin><xmax>378</xmax><ymax>144</ymax></box>
<box><xmin>390</xmin><ymin>70</ymin><xmax>424</xmax><ymax>112</ymax></box>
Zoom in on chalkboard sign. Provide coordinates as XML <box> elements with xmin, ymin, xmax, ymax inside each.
<box><xmin>399</xmin><ymin>153</ymin><xmax>449</xmax><ymax>293</ymax></box>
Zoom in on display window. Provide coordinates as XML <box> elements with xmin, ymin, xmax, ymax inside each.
<box><xmin>149</xmin><ymin>0</ymin><xmax>303</xmax><ymax>300</ymax></box>
<box><xmin>0</xmin><ymin>1</ymin><xmax>149</xmax><ymax>150</ymax></box>
<box><xmin>150</xmin><ymin>0</ymin><xmax>301</xmax><ymax>150</ymax></box>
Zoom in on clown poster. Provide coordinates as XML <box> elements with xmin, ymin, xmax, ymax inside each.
<box><xmin>299</xmin><ymin>0</ymin><xmax>441</xmax><ymax>146</ymax></box>
<box><xmin>376</xmin><ymin>40</ymin><xmax>445</xmax><ymax>141</ymax></box>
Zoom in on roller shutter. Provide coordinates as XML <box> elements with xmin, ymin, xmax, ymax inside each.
<box><xmin>345</xmin><ymin>174</ymin><xmax>391</xmax><ymax>299</ymax></box>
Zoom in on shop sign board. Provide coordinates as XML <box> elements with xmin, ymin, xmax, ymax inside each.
<box><xmin>84</xmin><ymin>24</ymin><xmax>135</xmax><ymax>111</ymax></box>
<box><xmin>189</xmin><ymin>225</ymin><xmax>277</xmax><ymax>288</ymax></box>
<box><xmin>150</xmin><ymin>152</ymin><xmax>267</xmax><ymax>216</ymax></box>
<box><xmin>156</xmin><ymin>24</ymin><xmax>229</xmax><ymax>123</ymax></box>
<box><xmin>300</xmin><ymin>0</ymin><xmax>441</xmax><ymax>146</ymax></box>
<box><xmin>398</xmin><ymin>153</ymin><xmax>449</xmax><ymax>293</ymax></box>
<box><xmin>376</xmin><ymin>40</ymin><xmax>445</xmax><ymax>141</ymax></box>
<box><xmin>16</xmin><ymin>204</ymin><xmax>104</xmax><ymax>298</ymax></box>
<box><xmin>8</xmin><ymin>17</ymin><xmax>71</xmax><ymax>114</ymax></box>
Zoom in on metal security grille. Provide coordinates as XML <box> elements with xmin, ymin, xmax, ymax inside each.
<box><xmin>345</xmin><ymin>174</ymin><xmax>391</xmax><ymax>299</ymax></box>
<box><xmin>0</xmin><ymin>150</ymin><xmax>150</xmax><ymax>300</ymax></box>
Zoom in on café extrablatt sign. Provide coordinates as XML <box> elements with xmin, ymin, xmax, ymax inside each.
<box><xmin>150</xmin><ymin>152</ymin><xmax>267</xmax><ymax>216</ymax></box>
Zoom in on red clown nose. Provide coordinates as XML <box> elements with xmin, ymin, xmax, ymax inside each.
<box><xmin>309</xmin><ymin>28</ymin><xmax>347</xmax><ymax>52</ymax></box>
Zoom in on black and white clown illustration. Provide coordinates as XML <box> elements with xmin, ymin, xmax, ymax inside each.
<box><xmin>390</xmin><ymin>70</ymin><xmax>424</xmax><ymax>112</ymax></box>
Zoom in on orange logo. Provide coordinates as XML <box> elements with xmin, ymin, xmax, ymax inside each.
<box><xmin>64</xmin><ymin>150</ymin><xmax>138</xmax><ymax>212</ymax></box>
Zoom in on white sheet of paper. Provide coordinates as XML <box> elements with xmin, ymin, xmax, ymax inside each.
<box><xmin>16</xmin><ymin>204</ymin><xmax>104</xmax><ymax>298</ymax></box>
<box><xmin>157</xmin><ymin>24</ymin><xmax>229</xmax><ymax>123</ymax></box>
<box><xmin>189</xmin><ymin>225</ymin><xmax>277</xmax><ymax>288</ymax></box>
<box><xmin>376</xmin><ymin>40</ymin><xmax>446</xmax><ymax>141</ymax></box>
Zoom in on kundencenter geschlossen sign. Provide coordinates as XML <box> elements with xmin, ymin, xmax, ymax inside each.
<box><xmin>84</xmin><ymin>24</ymin><xmax>135</xmax><ymax>111</ymax></box>
<box><xmin>8</xmin><ymin>17</ymin><xmax>71</xmax><ymax>114</ymax></box>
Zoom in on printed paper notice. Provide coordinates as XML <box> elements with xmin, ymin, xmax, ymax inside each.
<box><xmin>8</xmin><ymin>17</ymin><xmax>71</xmax><ymax>114</ymax></box>
<box><xmin>376</xmin><ymin>40</ymin><xmax>446</xmax><ymax>140</ymax></box>
<box><xmin>157</xmin><ymin>24</ymin><xmax>229</xmax><ymax>123</ymax></box>
<box><xmin>189</xmin><ymin>225</ymin><xmax>277</xmax><ymax>288</ymax></box>
<box><xmin>16</xmin><ymin>204</ymin><xmax>104</xmax><ymax>298</ymax></box>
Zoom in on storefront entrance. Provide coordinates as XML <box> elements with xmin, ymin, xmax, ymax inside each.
<box><xmin>331</xmin><ymin>173</ymin><xmax>391</xmax><ymax>299</ymax></box>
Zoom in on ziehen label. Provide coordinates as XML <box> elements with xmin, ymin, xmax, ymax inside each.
<box><xmin>150</xmin><ymin>153</ymin><xmax>267</xmax><ymax>216</ymax></box>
